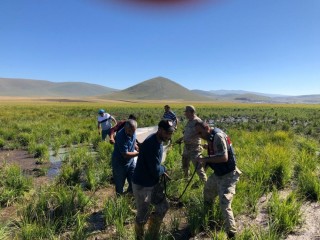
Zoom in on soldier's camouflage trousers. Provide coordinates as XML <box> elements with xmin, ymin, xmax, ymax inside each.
<box><xmin>182</xmin><ymin>148</ymin><xmax>207</xmax><ymax>182</ymax></box>
<box><xmin>204</xmin><ymin>167</ymin><xmax>241</xmax><ymax>234</ymax></box>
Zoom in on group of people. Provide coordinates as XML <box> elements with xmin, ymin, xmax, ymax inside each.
<box><xmin>97</xmin><ymin>105</ymin><xmax>241</xmax><ymax>239</ymax></box>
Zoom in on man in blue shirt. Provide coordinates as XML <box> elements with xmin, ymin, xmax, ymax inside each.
<box><xmin>111</xmin><ymin>119</ymin><xmax>139</xmax><ymax>195</ymax></box>
<box><xmin>132</xmin><ymin>119</ymin><xmax>174</xmax><ymax>240</ymax></box>
<box><xmin>163</xmin><ymin>105</ymin><xmax>178</xmax><ymax>128</ymax></box>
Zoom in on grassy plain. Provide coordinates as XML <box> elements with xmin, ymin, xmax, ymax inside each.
<box><xmin>0</xmin><ymin>100</ymin><xmax>319</xmax><ymax>239</ymax></box>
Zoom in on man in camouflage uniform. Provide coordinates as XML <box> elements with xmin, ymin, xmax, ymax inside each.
<box><xmin>195</xmin><ymin>121</ymin><xmax>241</xmax><ymax>239</ymax></box>
<box><xmin>176</xmin><ymin>105</ymin><xmax>207</xmax><ymax>182</ymax></box>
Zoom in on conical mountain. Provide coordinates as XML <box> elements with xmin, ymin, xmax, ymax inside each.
<box><xmin>104</xmin><ymin>77</ymin><xmax>209</xmax><ymax>101</ymax></box>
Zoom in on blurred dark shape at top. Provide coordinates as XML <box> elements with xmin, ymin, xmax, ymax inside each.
<box><xmin>106</xmin><ymin>0</ymin><xmax>209</xmax><ymax>8</ymax></box>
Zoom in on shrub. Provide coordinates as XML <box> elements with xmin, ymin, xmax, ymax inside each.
<box><xmin>32</xmin><ymin>144</ymin><xmax>49</xmax><ymax>163</ymax></box>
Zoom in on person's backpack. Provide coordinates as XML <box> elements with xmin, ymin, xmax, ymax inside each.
<box><xmin>207</xmin><ymin>128</ymin><xmax>236</xmax><ymax>176</ymax></box>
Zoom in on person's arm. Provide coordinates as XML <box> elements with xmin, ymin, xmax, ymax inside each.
<box><xmin>197</xmin><ymin>134</ymin><xmax>228</xmax><ymax>164</ymax></box>
<box><xmin>197</xmin><ymin>152</ymin><xmax>228</xmax><ymax>164</ymax></box>
<box><xmin>121</xmin><ymin>151</ymin><xmax>139</xmax><ymax>159</ymax></box>
<box><xmin>174</xmin><ymin>115</ymin><xmax>179</xmax><ymax>126</ymax></box>
<box><xmin>109</xmin><ymin>126</ymin><xmax>116</xmax><ymax>137</ymax></box>
<box><xmin>97</xmin><ymin>121</ymin><xmax>101</xmax><ymax>135</ymax></box>
<box><xmin>111</xmin><ymin>116</ymin><xmax>117</xmax><ymax>126</ymax></box>
<box><xmin>109</xmin><ymin>121</ymin><xmax>123</xmax><ymax>143</ymax></box>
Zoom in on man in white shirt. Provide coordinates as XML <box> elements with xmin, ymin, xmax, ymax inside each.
<box><xmin>97</xmin><ymin>109</ymin><xmax>117</xmax><ymax>141</ymax></box>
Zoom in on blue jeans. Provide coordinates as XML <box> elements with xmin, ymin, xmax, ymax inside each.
<box><xmin>112</xmin><ymin>158</ymin><xmax>136</xmax><ymax>194</ymax></box>
<box><xmin>101</xmin><ymin>129</ymin><xmax>110</xmax><ymax>141</ymax></box>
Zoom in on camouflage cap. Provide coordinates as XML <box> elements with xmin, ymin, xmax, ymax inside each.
<box><xmin>184</xmin><ymin>105</ymin><xmax>195</xmax><ymax>113</ymax></box>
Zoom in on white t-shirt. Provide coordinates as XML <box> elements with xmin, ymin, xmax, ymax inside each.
<box><xmin>98</xmin><ymin>113</ymin><xmax>112</xmax><ymax>130</ymax></box>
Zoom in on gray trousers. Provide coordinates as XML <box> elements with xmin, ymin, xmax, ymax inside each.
<box><xmin>132</xmin><ymin>183</ymin><xmax>169</xmax><ymax>224</ymax></box>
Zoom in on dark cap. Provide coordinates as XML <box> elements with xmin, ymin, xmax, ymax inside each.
<box><xmin>184</xmin><ymin>105</ymin><xmax>195</xmax><ymax>112</ymax></box>
<box><xmin>158</xmin><ymin>119</ymin><xmax>175</xmax><ymax>132</ymax></box>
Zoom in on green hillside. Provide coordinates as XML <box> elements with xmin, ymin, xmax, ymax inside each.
<box><xmin>0</xmin><ymin>78</ymin><xmax>117</xmax><ymax>97</ymax></box>
<box><xmin>102</xmin><ymin>77</ymin><xmax>210</xmax><ymax>101</ymax></box>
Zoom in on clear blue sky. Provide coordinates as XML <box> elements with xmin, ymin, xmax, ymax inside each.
<box><xmin>1</xmin><ymin>0</ymin><xmax>319</xmax><ymax>95</ymax></box>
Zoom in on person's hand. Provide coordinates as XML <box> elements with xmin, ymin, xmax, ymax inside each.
<box><xmin>135</xmin><ymin>144</ymin><xmax>139</xmax><ymax>152</ymax></box>
<box><xmin>109</xmin><ymin>139</ymin><xmax>115</xmax><ymax>144</ymax></box>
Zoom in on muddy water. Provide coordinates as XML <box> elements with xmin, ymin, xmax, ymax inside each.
<box><xmin>47</xmin><ymin>148</ymin><xmax>67</xmax><ymax>178</ymax></box>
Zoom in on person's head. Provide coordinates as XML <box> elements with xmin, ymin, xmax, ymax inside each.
<box><xmin>124</xmin><ymin>119</ymin><xmax>137</xmax><ymax>137</ymax></box>
<box><xmin>184</xmin><ymin>105</ymin><xmax>196</xmax><ymax>120</ymax></box>
<box><xmin>98</xmin><ymin>109</ymin><xmax>105</xmax><ymax>116</ymax></box>
<box><xmin>164</xmin><ymin>105</ymin><xmax>170</xmax><ymax>112</ymax></box>
<box><xmin>128</xmin><ymin>114</ymin><xmax>137</xmax><ymax>121</ymax></box>
<box><xmin>157</xmin><ymin>119</ymin><xmax>175</xmax><ymax>142</ymax></box>
<box><xmin>195</xmin><ymin>121</ymin><xmax>211</xmax><ymax>140</ymax></box>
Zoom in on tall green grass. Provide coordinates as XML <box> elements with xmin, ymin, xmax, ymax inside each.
<box><xmin>18</xmin><ymin>185</ymin><xmax>90</xmax><ymax>238</ymax></box>
<box><xmin>0</xmin><ymin>164</ymin><xmax>32</xmax><ymax>206</ymax></box>
<box><xmin>0</xmin><ymin>223</ymin><xmax>10</xmax><ymax>240</ymax></box>
<box><xmin>57</xmin><ymin>144</ymin><xmax>113</xmax><ymax>189</ymax></box>
<box><xmin>233</xmin><ymin>130</ymin><xmax>295</xmax><ymax>216</ymax></box>
<box><xmin>103</xmin><ymin>196</ymin><xmax>135</xmax><ymax>238</ymax></box>
<box><xmin>267</xmin><ymin>191</ymin><xmax>302</xmax><ymax>236</ymax></box>
<box><xmin>236</xmin><ymin>226</ymin><xmax>281</xmax><ymax>240</ymax></box>
<box><xmin>295</xmin><ymin>138</ymin><xmax>320</xmax><ymax>201</ymax></box>
<box><xmin>0</xmin><ymin>103</ymin><xmax>319</xmax><ymax>239</ymax></box>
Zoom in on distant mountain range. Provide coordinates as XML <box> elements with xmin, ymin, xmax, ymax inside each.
<box><xmin>0</xmin><ymin>78</ymin><xmax>117</xmax><ymax>97</ymax></box>
<box><xmin>206</xmin><ymin>90</ymin><xmax>288</xmax><ymax>98</ymax></box>
<box><xmin>0</xmin><ymin>77</ymin><xmax>319</xmax><ymax>103</ymax></box>
<box><xmin>191</xmin><ymin>89</ymin><xmax>320</xmax><ymax>103</ymax></box>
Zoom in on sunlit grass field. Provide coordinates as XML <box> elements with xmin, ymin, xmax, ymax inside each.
<box><xmin>0</xmin><ymin>101</ymin><xmax>319</xmax><ymax>239</ymax></box>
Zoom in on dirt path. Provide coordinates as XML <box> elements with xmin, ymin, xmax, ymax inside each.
<box><xmin>237</xmin><ymin>192</ymin><xmax>320</xmax><ymax>240</ymax></box>
<box><xmin>286</xmin><ymin>201</ymin><xmax>320</xmax><ymax>240</ymax></box>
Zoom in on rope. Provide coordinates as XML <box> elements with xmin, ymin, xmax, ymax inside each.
<box><xmin>163</xmin><ymin>161</ymin><xmax>199</xmax><ymax>205</ymax></box>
